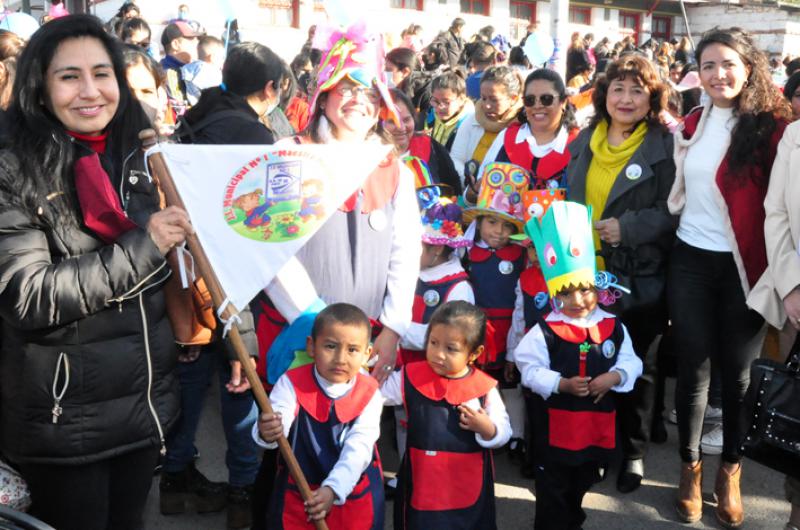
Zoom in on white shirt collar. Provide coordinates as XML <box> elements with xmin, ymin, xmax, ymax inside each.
<box><xmin>545</xmin><ymin>307</ymin><xmax>614</xmax><ymax>328</ymax></box>
<box><xmin>313</xmin><ymin>366</ymin><xmax>356</xmax><ymax>399</ymax></box>
<box><xmin>515</xmin><ymin>124</ymin><xmax>569</xmax><ymax>157</ymax></box>
<box><xmin>420</xmin><ymin>253</ymin><xmax>466</xmax><ymax>281</ymax></box>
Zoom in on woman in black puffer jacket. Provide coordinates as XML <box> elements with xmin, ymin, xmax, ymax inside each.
<box><xmin>0</xmin><ymin>15</ymin><xmax>191</xmax><ymax>530</ymax></box>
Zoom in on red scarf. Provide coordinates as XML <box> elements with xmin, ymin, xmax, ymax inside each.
<box><xmin>69</xmin><ymin>131</ymin><xmax>138</xmax><ymax>243</ymax></box>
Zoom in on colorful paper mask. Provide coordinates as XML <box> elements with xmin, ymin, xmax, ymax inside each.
<box><xmin>525</xmin><ymin>201</ymin><xmax>596</xmax><ymax>297</ymax></box>
<box><xmin>511</xmin><ymin>188</ymin><xmax>567</xmax><ymax>242</ymax></box>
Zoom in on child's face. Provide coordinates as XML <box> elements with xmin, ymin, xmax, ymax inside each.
<box><xmin>556</xmin><ymin>287</ymin><xmax>598</xmax><ymax>319</ymax></box>
<box><xmin>478</xmin><ymin>215</ymin><xmax>515</xmax><ymax>249</ymax></box>
<box><xmin>426</xmin><ymin>323</ymin><xmax>480</xmax><ymax>378</ymax></box>
<box><xmin>526</xmin><ymin>244</ymin><xmax>538</xmax><ymax>266</ymax></box>
<box><xmin>307</xmin><ymin>322</ymin><xmax>372</xmax><ymax>384</ymax></box>
<box><xmin>431</xmin><ymin>88</ymin><xmax>465</xmax><ymax>121</ymax></box>
<box><xmin>420</xmin><ymin>242</ymin><xmax>445</xmax><ymax>269</ymax></box>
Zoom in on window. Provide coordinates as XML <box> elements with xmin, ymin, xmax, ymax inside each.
<box><xmin>568</xmin><ymin>6</ymin><xmax>591</xmax><ymax>25</ymax></box>
<box><xmin>259</xmin><ymin>0</ymin><xmax>297</xmax><ymax>26</ymax></box>
<box><xmin>651</xmin><ymin>15</ymin><xmax>672</xmax><ymax>42</ymax></box>
<box><xmin>619</xmin><ymin>11</ymin><xmax>640</xmax><ymax>44</ymax></box>
<box><xmin>391</xmin><ymin>0</ymin><xmax>423</xmax><ymax>8</ymax></box>
<box><xmin>510</xmin><ymin>1</ymin><xmax>536</xmax><ymax>42</ymax></box>
<box><xmin>461</xmin><ymin>0</ymin><xmax>489</xmax><ymax>15</ymax></box>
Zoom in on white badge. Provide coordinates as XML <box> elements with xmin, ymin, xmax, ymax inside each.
<box><xmin>602</xmin><ymin>339</ymin><xmax>616</xmax><ymax>359</ymax></box>
<box><xmin>423</xmin><ymin>289</ymin><xmax>440</xmax><ymax>307</ymax></box>
<box><xmin>129</xmin><ymin>174</ymin><xmax>139</xmax><ymax>185</ymax></box>
<box><xmin>368</xmin><ymin>210</ymin><xmax>387</xmax><ymax>231</ymax></box>
<box><xmin>499</xmin><ymin>260</ymin><xmax>514</xmax><ymax>275</ymax></box>
<box><xmin>625</xmin><ymin>164</ymin><xmax>642</xmax><ymax>181</ymax></box>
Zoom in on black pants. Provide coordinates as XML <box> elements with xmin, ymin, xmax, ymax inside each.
<box><xmin>617</xmin><ymin>305</ymin><xmax>664</xmax><ymax>460</ymax></box>
<box><xmin>534</xmin><ymin>460</ymin><xmax>601</xmax><ymax>530</ymax></box>
<box><xmin>19</xmin><ymin>446</ymin><xmax>159</xmax><ymax>530</ymax></box>
<box><xmin>668</xmin><ymin>241</ymin><xmax>765</xmax><ymax>464</ymax></box>
<box><xmin>250</xmin><ymin>447</ymin><xmax>278</xmax><ymax>530</ymax></box>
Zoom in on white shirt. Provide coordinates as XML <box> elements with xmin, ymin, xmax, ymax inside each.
<box><xmin>513</xmin><ymin>308</ymin><xmax>643</xmax><ymax>399</ymax></box>
<box><xmin>381</xmin><ymin>368</ymin><xmax>512</xmax><ymax>449</ymax></box>
<box><xmin>252</xmin><ymin>368</ymin><xmax>384</xmax><ymax>504</ymax></box>
<box><xmin>677</xmin><ymin>105</ymin><xmax>736</xmax><ymax>251</ymax></box>
<box><xmin>264</xmin><ymin>137</ymin><xmax>422</xmax><ymax>336</ymax></box>
<box><xmin>506</xmin><ymin>279</ymin><xmax>527</xmax><ymax>362</ymax></box>
<box><xmin>399</xmin><ymin>254</ymin><xmax>475</xmax><ymax>351</ymax></box>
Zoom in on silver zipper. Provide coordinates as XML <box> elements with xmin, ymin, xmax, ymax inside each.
<box><xmin>138</xmin><ymin>293</ymin><xmax>166</xmax><ymax>455</ymax></box>
<box><xmin>51</xmin><ymin>352</ymin><xmax>70</xmax><ymax>424</ymax></box>
<box><xmin>107</xmin><ymin>261</ymin><xmax>168</xmax><ymax>310</ymax></box>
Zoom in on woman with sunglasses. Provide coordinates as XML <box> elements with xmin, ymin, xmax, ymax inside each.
<box><xmin>566</xmin><ymin>54</ymin><xmax>676</xmax><ymax>495</ymax></box>
<box><xmin>477</xmin><ymin>69</ymin><xmax>578</xmax><ymax>197</ymax></box>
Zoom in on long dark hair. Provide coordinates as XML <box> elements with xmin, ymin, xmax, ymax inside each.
<box><xmin>519</xmin><ymin>68</ymin><xmax>577</xmax><ymax>131</ymax></box>
<box><xmin>695</xmin><ymin>28</ymin><xmax>791</xmax><ymax>175</ymax></box>
<box><xmin>7</xmin><ymin>14</ymin><xmax>150</xmax><ymax>222</ymax></box>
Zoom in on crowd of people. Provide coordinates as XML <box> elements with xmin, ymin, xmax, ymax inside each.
<box><xmin>0</xmin><ymin>3</ymin><xmax>798</xmax><ymax>530</ymax></box>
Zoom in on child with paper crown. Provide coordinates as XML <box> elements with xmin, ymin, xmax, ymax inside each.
<box><xmin>512</xmin><ymin>201</ymin><xmax>642</xmax><ymax>530</ymax></box>
<box><xmin>462</xmin><ymin>161</ymin><xmax>529</xmax><ymax>460</ymax></box>
<box><xmin>504</xmin><ymin>188</ymin><xmax>566</xmax><ymax>471</ymax></box>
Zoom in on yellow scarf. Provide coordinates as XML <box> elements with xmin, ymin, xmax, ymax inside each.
<box><xmin>431</xmin><ymin>100</ymin><xmax>473</xmax><ymax>147</ymax></box>
<box><xmin>585</xmin><ymin>119</ymin><xmax>647</xmax><ymax>267</ymax></box>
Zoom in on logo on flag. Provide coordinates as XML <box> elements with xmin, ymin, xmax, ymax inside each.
<box><xmin>222</xmin><ymin>152</ymin><xmax>327</xmax><ymax>242</ymax></box>
<box><xmin>156</xmin><ymin>142</ymin><xmax>391</xmax><ymax>311</ymax></box>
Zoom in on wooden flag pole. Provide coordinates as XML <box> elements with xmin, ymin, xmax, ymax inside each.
<box><xmin>139</xmin><ymin>130</ymin><xmax>329</xmax><ymax>530</ymax></box>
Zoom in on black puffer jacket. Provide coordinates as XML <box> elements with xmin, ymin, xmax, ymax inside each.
<box><xmin>0</xmin><ymin>145</ymin><xmax>179</xmax><ymax>465</ymax></box>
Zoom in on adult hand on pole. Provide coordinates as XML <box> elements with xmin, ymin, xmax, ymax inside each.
<box><xmin>227</xmin><ymin>357</ymin><xmax>257</xmax><ymax>393</ymax></box>
<box><xmin>147</xmin><ymin>206</ymin><xmax>193</xmax><ymax>255</ymax></box>
<box><xmin>371</xmin><ymin>327</ymin><xmax>399</xmax><ymax>384</ymax></box>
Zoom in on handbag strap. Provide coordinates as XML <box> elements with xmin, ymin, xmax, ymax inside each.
<box><xmin>788</xmin><ymin>331</ymin><xmax>800</xmax><ymax>372</ymax></box>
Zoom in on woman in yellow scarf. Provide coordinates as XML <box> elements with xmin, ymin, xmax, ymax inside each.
<box><xmin>565</xmin><ymin>54</ymin><xmax>676</xmax><ymax>495</ymax></box>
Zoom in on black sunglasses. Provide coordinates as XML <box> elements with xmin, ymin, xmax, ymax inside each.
<box><xmin>523</xmin><ymin>94</ymin><xmax>558</xmax><ymax>107</ymax></box>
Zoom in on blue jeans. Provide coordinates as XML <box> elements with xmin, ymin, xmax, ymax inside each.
<box><xmin>164</xmin><ymin>345</ymin><xmax>259</xmax><ymax>487</ymax></box>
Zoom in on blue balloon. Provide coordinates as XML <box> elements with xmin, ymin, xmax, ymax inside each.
<box><xmin>0</xmin><ymin>13</ymin><xmax>39</xmax><ymax>40</ymax></box>
<box><xmin>523</xmin><ymin>32</ymin><xmax>555</xmax><ymax>66</ymax></box>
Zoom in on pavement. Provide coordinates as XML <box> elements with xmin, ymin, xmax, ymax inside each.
<box><xmin>144</xmin><ymin>378</ymin><xmax>791</xmax><ymax>530</ymax></box>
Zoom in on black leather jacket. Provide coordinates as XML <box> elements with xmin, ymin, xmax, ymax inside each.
<box><xmin>0</xmin><ymin>143</ymin><xmax>179</xmax><ymax>465</ymax></box>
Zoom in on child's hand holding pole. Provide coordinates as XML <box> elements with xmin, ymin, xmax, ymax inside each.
<box><xmin>258</xmin><ymin>412</ymin><xmax>284</xmax><ymax>443</ymax></box>
<box><xmin>305</xmin><ymin>486</ymin><xmax>335</xmax><ymax>522</ymax></box>
<box><xmin>458</xmin><ymin>404</ymin><xmax>497</xmax><ymax>440</ymax></box>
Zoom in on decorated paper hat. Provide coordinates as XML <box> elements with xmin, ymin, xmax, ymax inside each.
<box><xmin>463</xmin><ymin>162</ymin><xmax>530</xmax><ymax>231</ymax></box>
<box><xmin>525</xmin><ymin>201</ymin><xmax>596</xmax><ymax>297</ymax></box>
<box><xmin>511</xmin><ymin>188</ymin><xmax>567</xmax><ymax>242</ymax></box>
<box><xmin>310</xmin><ymin>21</ymin><xmax>399</xmax><ymax>124</ymax></box>
<box><xmin>403</xmin><ymin>155</ymin><xmax>434</xmax><ymax>189</ymax></box>
<box><xmin>418</xmin><ymin>188</ymin><xmax>470</xmax><ymax>248</ymax></box>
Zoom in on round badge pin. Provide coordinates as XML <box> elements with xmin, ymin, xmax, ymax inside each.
<box><xmin>625</xmin><ymin>164</ymin><xmax>642</xmax><ymax>181</ymax></box>
<box><xmin>423</xmin><ymin>289</ymin><xmax>440</xmax><ymax>307</ymax></box>
<box><xmin>602</xmin><ymin>340</ymin><xmax>616</xmax><ymax>359</ymax></box>
<box><xmin>368</xmin><ymin>210</ymin><xmax>388</xmax><ymax>231</ymax></box>
<box><xmin>498</xmin><ymin>260</ymin><xmax>514</xmax><ymax>275</ymax></box>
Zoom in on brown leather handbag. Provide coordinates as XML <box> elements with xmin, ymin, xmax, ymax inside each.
<box><xmin>163</xmin><ymin>248</ymin><xmax>216</xmax><ymax>346</ymax></box>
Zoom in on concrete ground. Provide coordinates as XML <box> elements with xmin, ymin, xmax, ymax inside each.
<box><xmin>144</xmin><ymin>378</ymin><xmax>791</xmax><ymax>530</ymax></box>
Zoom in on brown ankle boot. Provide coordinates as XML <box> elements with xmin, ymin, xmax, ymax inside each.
<box><xmin>715</xmin><ymin>463</ymin><xmax>744</xmax><ymax>528</ymax></box>
<box><xmin>675</xmin><ymin>461</ymin><xmax>703</xmax><ymax>523</ymax></box>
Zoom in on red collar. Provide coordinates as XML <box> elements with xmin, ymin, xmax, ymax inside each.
<box><xmin>405</xmin><ymin>361</ymin><xmax>496</xmax><ymax>405</ymax></box>
<box><xmin>469</xmin><ymin>243</ymin><xmax>523</xmax><ymax>263</ymax></box>
<box><xmin>427</xmin><ymin>271</ymin><xmax>469</xmax><ymax>285</ymax></box>
<box><xmin>67</xmin><ymin>130</ymin><xmax>108</xmax><ymax>153</ymax></box>
<box><xmin>286</xmin><ymin>365</ymin><xmax>378</xmax><ymax>423</ymax></box>
<box><xmin>546</xmin><ymin>317</ymin><xmax>615</xmax><ymax>344</ymax></box>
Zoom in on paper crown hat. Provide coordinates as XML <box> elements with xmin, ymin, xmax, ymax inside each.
<box><xmin>418</xmin><ymin>188</ymin><xmax>471</xmax><ymax>248</ymax></box>
<box><xmin>525</xmin><ymin>201</ymin><xmax>597</xmax><ymax>297</ymax></box>
<box><xmin>310</xmin><ymin>21</ymin><xmax>400</xmax><ymax>125</ymax></box>
<box><xmin>511</xmin><ymin>188</ymin><xmax>567</xmax><ymax>241</ymax></box>
<box><xmin>403</xmin><ymin>155</ymin><xmax>434</xmax><ymax>189</ymax></box>
<box><xmin>463</xmin><ymin>162</ymin><xmax>530</xmax><ymax>231</ymax></box>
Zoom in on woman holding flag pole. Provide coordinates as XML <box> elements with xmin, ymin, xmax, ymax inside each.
<box><xmin>249</xmin><ymin>19</ymin><xmax>422</xmax><ymax>530</ymax></box>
